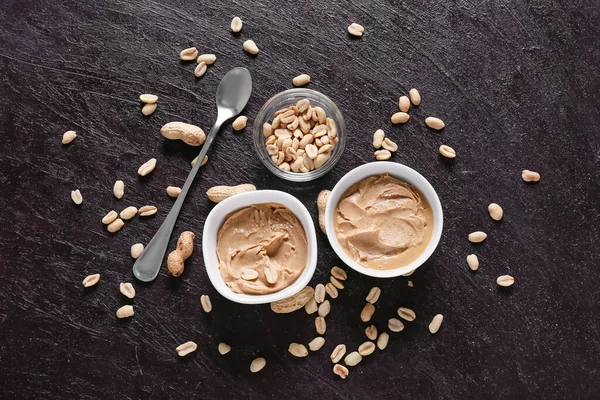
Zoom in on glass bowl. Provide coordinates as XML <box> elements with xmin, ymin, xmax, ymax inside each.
<box><xmin>252</xmin><ymin>89</ymin><xmax>346</xmax><ymax>182</ymax></box>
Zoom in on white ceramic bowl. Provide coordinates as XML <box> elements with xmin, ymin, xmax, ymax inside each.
<box><xmin>325</xmin><ymin>162</ymin><xmax>443</xmax><ymax>278</ymax></box>
<box><xmin>202</xmin><ymin>190</ymin><xmax>318</xmax><ymax>304</ymax></box>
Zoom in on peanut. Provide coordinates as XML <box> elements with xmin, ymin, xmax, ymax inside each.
<box><xmin>167</xmin><ymin>231</ymin><xmax>195</xmax><ymax>277</ymax></box>
<box><xmin>141</xmin><ymin>103</ymin><xmax>157</xmax><ymax>116</ymax></box>
<box><xmin>497</xmin><ymin>275</ymin><xmax>515</xmax><ymax>287</ymax></box>
<box><xmin>382</xmin><ymin>138</ymin><xmax>398</xmax><ymax>152</ymax></box>
<box><xmin>138</xmin><ymin>205</ymin><xmax>157</xmax><ymax>217</ymax></box>
<box><xmin>102</xmin><ymin>210</ymin><xmax>118</xmax><ymax>225</ymax></box>
<box><xmin>243</xmin><ymin>40</ymin><xmax>259</xmax><ymax>55</ymax></box>
<box><xmin>331</xmin><ymin>266</ymin><xmax>347</xmax><ymax>281</ymax></box>
<box><xmin>200</xmin><ymin>294</ymin><xmax>212</xmax><ymax>312</ymax></box>
<box><xmin>139</xmin><ymin>94</ymin><xmax>158</xmax><ymax>104</ymax></box>
<box><xmin>232</xmin><ymin>116</ymin><xmax>248</xmax><ymax>131</ymax></box>
<box><xmin>398</xmin><ymin>307</ymin><xmax>416</xmax><ymax>321</ymax></box>
<box><xmin>176</xmin><ymin>341</ymin><xmax>197</xmax><ymax>356</ymax></box>
<box><xmin>377</xmin><ymin>332</ymin><xmax>389</xmax><ymax>350</ymax></box>
<box><xmin>391</xmin><ymin>112</ymin><xmax>410</xmax><ymax>124</ymax></box>
<box><xmin>206</xmin><ymin>184</ymin><xmax>256</xmax><ymax>203</ymax></box>
<box><xmin>468</xmin><ymin>231</ymin><xmax>487</xmax><ymax>243</ymax></box>
<box><xmin>467</xmin><ymin>254</ymin><xmax>479</xmax><ymax>271</ymax></box>
<box><xmin>191</xmin><ymin>155</ymin><xmax>208</xmax><ymax>167</ymax></box>
<box><xmin>317</xmin><ymin>190</ymin><xmax>330</xmax><ymax>234</ymax></box>
<box><xmin>119</xmin><ymin>282</ymin><xmax>135</xmax><ymax>299</ymax></box>
<box><xmin>373</xmin><ymin>129</ymin><xmax>385</xmax><ymax>148</ymax></box>
<box><xmin>194</xmin><ymin>62</ymin><xmax>207</xmax><ymax>78</ymax></box>
<box><xmin>522</xmin><ymin>170</ymin><xmax>541</xmax><ymax>182</ymax></box>
<box><xmin>166</xmin><ymin>186</ymin><xmax>182</xmax><ymax>198</ymax></box>
<box><xmin>131</xmin><ymin>243</ymin><xmax>144</xmax><ymax>259</ymax></box>
<box><xmin>119</xmin><ymin>206</ymin><xmax>138</xmax><ymax>221</ymax></box>
<box><xmin>218</xmin><ymin>343</ymin><xmax>231</xmax><ymax>355</ymax></box>
<box><xmin>71</xmin><ymin>189</ymin><xmax>83</xmax><ymax>205</ymax></box>
<box><xmin>388</xmin><ymin>318</ymin><xmax>405</xmax><ymax>332</ymax></box>
<box><xmin>425</xmin><ymin>117</ymin><xmax>445</xmax><ymax>130</ymax></box>
<box><xmin>62</xmin><ymin>130</ymin><xmax>77</xmax><ymax>144</ymax></box>
<box><xmin>197</xmin><ymin>54</ymin><xmax>216</xmax><ymax>65</ymax></box>
<box><xmin>288</xmin><ymin>343</ymin><xmax>308</xmax><ymax>358</ymax></box>
<box><xmin>116</xmin><ymin>305</ymin><xmax>134</xmax><ymax>319</ymax></box>
<box><xmin>107</xmin><ymin>218</ymin><xmax>124</xmax><ymax>233</ymax></box>
<box><xmin>439</xmin><ymin>145</ymin><xmax>456</xmax><ymax>158</ymax></box>
<box><xmin>399</xmin><ymin>96</ymin><xmax>410</xmax><ymax>112</ymax></box>
<box><xmin>113</xmin><ymin>180</ymin><xmax>124</xmax><ymax>199</ymax></box>
<box><xmin>293</xmin><ymin>74</ymin><xmax>311</xmax><ymax>87</ymax></box>
<box><xmin>250</xmin><ymin>357</ymin><xmax>266</xmax><ymax>373</ymax></box>
<box><xmin>138</xmin><ymin>158</ymin><xmax>156</xmax><ymax>176</ymax></box>
<box><xmin>409</xmin><ymin>88</ymin><xmax>421</xmax><ymax>106</ymax></box>
<box><xmin>161</xmin><ymin>122</ymin><xmax>206</xmax><ymax>146</ymax></box>
<box><xmin>374</xmin><ymin>149</ymin><xmax>391</xmax><ymax>160</ymax></box>
<box><xmin>333</xmin><ymin>364</ymin><xmax>349</xmax><ymax>379</ymax></box>
<box><xmin>82</xmin><ymin>274</ymin><xmax>100</xmax><ymax>287</ymax></box>
<box><xmin>347</xmin><ymin>22</ymin><xmax>365</xmax><ymax>37</ymax></box>
<box><xmin>308</xmin><ymin>337</ymin><xmax>325</xmax><ymax>351</ymax></box>
<box><xmin>180</xmin><ymin>47</ymin><xmax>198</xmax><ymax>61</ymax></box>
<box><xmin>488</xmin><ymin>203</ymin><xmax>503</xmax><ymax>220</ymax></box>
<box><xmin>231</xmin><ymin>16</ymin><xmax>242</xmax><ymax>33</ymax></box>
<box><xmin>429</xmin><ymin>314</ymin><xmax>444</xmax><ymax>334</ymax></box>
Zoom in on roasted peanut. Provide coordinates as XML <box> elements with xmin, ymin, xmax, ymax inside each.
<box><xmin>161</xmin><ymin>122</ymin><xmax>206</xmax><ymax>146</ymax></box>
<box><xmin>167</xmin><ymin>231</ymin><xmax>195</xmax><ymax>277</ymax></box>
<box><xmin>206</xmin><ymin>184</ymin><xmax>256</xmax><ymax>203</ymax></box>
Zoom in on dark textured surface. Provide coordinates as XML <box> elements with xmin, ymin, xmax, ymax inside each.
<box><xmin>1</xmin><ymin>0</ymin><xmax>599</xmax><ymax>398</ymax></box>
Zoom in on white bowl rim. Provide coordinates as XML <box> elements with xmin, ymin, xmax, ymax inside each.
<box><xmin>324</xmin><ymin>162</ymin><xmax>443</xmax><ymax>278</ymax></box>
<box><xmin>202</xmin><ymin>190</ymin><xmax>318</xmax><ymax>304</ymax></box>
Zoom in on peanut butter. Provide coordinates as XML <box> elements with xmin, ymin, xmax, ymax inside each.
<box><xmin>334</xmin><ymin>173</ymin><xmax>433</xmax><ymax>270</ymax></box>
<box><xmin>217</xmin><ymin>203</ymin><xmax>308</xmax><ymax>294</ymax></box>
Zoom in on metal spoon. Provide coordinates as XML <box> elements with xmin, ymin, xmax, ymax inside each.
<box><xmin>133</xmin><ymin>67</ymin><xmax>253</xmax><ymax>282</ymax></box>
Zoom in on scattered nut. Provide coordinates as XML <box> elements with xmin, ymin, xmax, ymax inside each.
<box><xmin>139</xmin><ymin>94</ymin><xmax>158</xmax><ymax>104</ymax></box>
<box><xmin>468</xmin><ymin>231</ymin><xmax>487</xmax><ymax>243</ymax></box>
<box><xmin>409</xmin><ymin>88</ymin><xmax>421</xmax><ymax>106</ymax></box>
<box><xmin>308</xmin><ymin>337</ymin><xmax>325</xmax><ymax>351</ymax></box>
<box><xmin>330</xmin><ymin>276</ymin><xmax>344</xmax><ymax>290</ymax></box>
<box><xmin>391</xmin><ymin>112</ymin><xmax>410</xmax><ymax>124</ymax></box>
<box><xmin>116</xmin><ymin>305</ymin><xmax>134</xmax><ymax>319</ymax></box>
<box><xmin>194</xmin><ymin>62</ymin><xmax>207</xmax><ymax>78</ymax></box>
<box><xmin>130</xmin><ymin>243</ymin><xmax>144</xmax><ymax>259</ymax></box>
<box><xmin>304</xmin><ymin>298</ymin><xmax>318</xmax><ymax>314</ymax></box>
<box><xmin>317</xmin><ymin>190</ymin><xmax>330</xmax><ymax>234</ymax></box>
<box><xmin>197</xmin><ymin>54</ymin><xmax>216</xmax><ymax>65</ymax></box>
<box><xmin>62</xmin><ymin>130</ymin><xmax>77</xmax><ymax>144</ymax></box>
<box><xmin>522</xmin><ymin>170</ymin><xmax>541</xmax><ymax>182</ymax></box>
<box><xmin>425</xmin><ymin>117</ymin><xmax>445</xmax><ymax>130</ymax></box>
<box><xmin>377</xmin><ymin>332</ymin><xmax>390</xmax><ymax>350</ymax></box>
<box><xmin>119</xmin><ymin>206</ymin><xmax>138</xmax><ymax>221</ymax></box>
<box><xmin>488</xmin><ymin>203</ymin><xmax>504</xmax><ymax>220</ymax></box>
<box><xmin>176</xmin><ymin>341</ymin><xmax>197</xmax><ymax>356</ymax></box>
<box><xmin>207</xmin><ymin>184</ymin><xmax>257</xmax><ymax>203</ymax></box>
<box><xmin>119</xmin><ymin>282</ymin><xmax>135</xmax><ymax>299</ymax></box>
<box><xmin>161</xmin><ymin>122</ymin><xmax>206</xmax><ymax>146</ymax></box>
<box><xmin>497</xmin><ymin>275</ymin><xmax>515</xmax><ymax>287</ymax></box>
<box><xmin>330</xmin><ymin>344</ymin><xmax>346</xmax><ymax>363</ymax></box>
<box><xmin>365</xmin><ymin>325</ymin><xmax>378</xmax><ymax>341</ymax></box>
<box><xmin>360</xmin><ymin>303</ymin><xmax>376</xmax><ymax>322</ymax></box>
<box><xmin>292</xmin><ymin>74</ymin><xmax>311</xmax><ymax>87</ymax></box>
<box><xmin>344</xmin><ymin>351</ymin><xmax>362</xmax><ymax>367</ymax></box>
<box><xmin>138</xmin><ymin>205</ymin><xmax>157</xmax><ymax>217</ymax></box>
<box><xmin>243</xmin><ymin>40</ymin><xmax>259</xmax><ymax>55</ymax></box>
<box><xmin>218</xmin><ymin>342</ymin><xmax>231</xmax><ymax>355</ymax></box>
<box><xmin>318</xmin><ymin>300</ymin><xmax>331</xmax><ymax>317</ymax></box>
<box><xmin>200</xmin><ymin>294</ymin><xmax>212</xmax><ymax>312</ymax></box>
<box><xmin>107</xmin><ymin>218</ymin><xmax>124</xmax><ymax>233</ymax></box>
<box><xmin>82</xmin><ymin>274</ymin><xmax>100</xmax><ymax>287</ymax></box>
<box><xmin>167</xmin><ymin>186</ymin><xmax>182</xmax><ymax>198</ymax></box>
<box><xmin>325</xmin><ymin>283</ymin><xmax>338</xmax><ymax>299</ymax></box>
<box><xmin>113</xmin><ymin>180</ymin><xmax>124</xmax><ymax>199</ymax></box>
<box><xmin>466</xmin><ymin>254</ymin><xmax>479</xmax><ymax>271</ymax></box>
<box><xmin>288</xmin><ymin>343</ymin><xmax>308</xmax><ymax>358</ymax></box>
<box><xmin>347</xmin><ymin>22</ymin><xmax>365</xmax><ymax>37</ymax></box>
<box><xmin>374</xmin><ymin>149</ymin><xmax>391</xmax><ymax>160</ymax></box>
<box><xmin>167</xmin><ymin>231</ymin><xmax>195</xmax><ymax>277</ymax></box>
<box><xmin>138</xmin><ymin>158</ymin><xmax>156</xmax><ymax>176</ymax></box>
<box><xmin>358</xmin><ymin>341</ymin><xmax>376</xmax><ymax>356</ymax></box>
<box><xmin>315</xmin><ymin>316</ymin><xmax>327</xmax><ymax>335</ymax></box>
<box><xmin>102</xmin><ymin>210</ymin><xmax>118</xmax><ymax>225</ymax></box>
<box><xmin>250</xmin><ymin>357</ymin><xmax>266</xmax><ymax>373</ymax></box>
<box><xmin>331</xmin><ymin>266</ymin><xmax>347</xmax><ymax>281</ymax></box>
<box><xmin>388</xmin><ymin>318</ymin><xmax>404</xmax><ymax>332</ymax></box>
<box><xmin>142</xmin><ymin>103</ymin><xmax>157</xmax><ymax>116</ymax></box>
<box><xmin>439</xmin><ymin>145</ymin><xmax>456</xmax><ymax>158</ymax></box>
<box><xmin>314</xmin><ymin>284</ymin><xmax>326</xmax><ymax>303</ymax></box>
<box><xmin>232</xmin><ymin>116</ymin><xmax>248</xmax><ymax>131</ymax></box>
<box><xmin>399</xmin><ymin>96</ymin><xmax>410</xmax><ymax>112</ymax></box>
<box><xmin>191</xmin><ymin>155</ymin><xmax>208</xmax><ymax>167</ymax></box>
<box><xmin>373</xmin><ymin>129</ymin><xmax>385</xmax><ymax>148</ymax></box>
<box><xmin>365</xmin><ymin>287</ymin><xmax>381</xmax><ymax>304</ymax></box>
<box><xmin>271</xmin><ymin>286</ymin><xmax>315</xmax><ymax>313</ymax></box>
<box><xmin>382</xmin><ymin>138</ymin><xmax>398</xmax><ymax>152</ymax></box>
<box><xmin>429</xmin><ymin>314</ymin><xmax>444</xmax><ymax>334</ymax></box>
<box><xmin>333</xmin><ymin>364</ymin><xmax>349</xmax><ymax>379</ymax></box>
<box><xmin>231</xmin><ymin>16</ymin><xmax>242</xmax><ymax>33</ymax></box>
<box><xmin>180</xmin><ymin>47</ymin><xmax>198</xmax><ymax>61</ymax></box>
<box><xmin>71</xmin><ymin>189</ymin><xmax>83</xmax><ymax>205</ymax></box>
<box><xmin>397</xmin><ymin>307</ymin><xmax>416</xmax><ymax>321</ymax></box>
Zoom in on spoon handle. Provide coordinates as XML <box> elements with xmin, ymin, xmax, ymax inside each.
<box><xmin>132</xmin><ymin>121</ymin><xmax>222</xmax><ymax>282</ymax></box>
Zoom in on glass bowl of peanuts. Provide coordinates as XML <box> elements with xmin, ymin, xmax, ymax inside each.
<box><xmin>253</xmin><ymin>89</ymin><xmax>346</xmax><ymax>182</ymax></box>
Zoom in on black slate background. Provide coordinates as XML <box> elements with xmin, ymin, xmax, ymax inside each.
<box><xmin>1</xmin><ymin>0</ymin><xmax>599</xmax><ymax>399</ymax></box>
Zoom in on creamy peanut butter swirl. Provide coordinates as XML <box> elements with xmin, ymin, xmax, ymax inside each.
<box><xmin>217</xmin><ymin>203</ymin><xmax>308</xmax><ymax>294</ymax></box>
<box><xmin>334</xmin><ymin>173</ymin><xmax>433</xmax><ymax>270</ymax></box>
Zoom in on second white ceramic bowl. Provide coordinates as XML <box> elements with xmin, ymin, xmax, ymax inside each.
<box><xmin>202</xmin><ymin>190</ymin><xmax>318</xmax><ymax>304</ymax></box>
<box><xmin>325</xmin><ymin>162</ymin><xmax>443</xmax><ymax>278</ymax></box>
